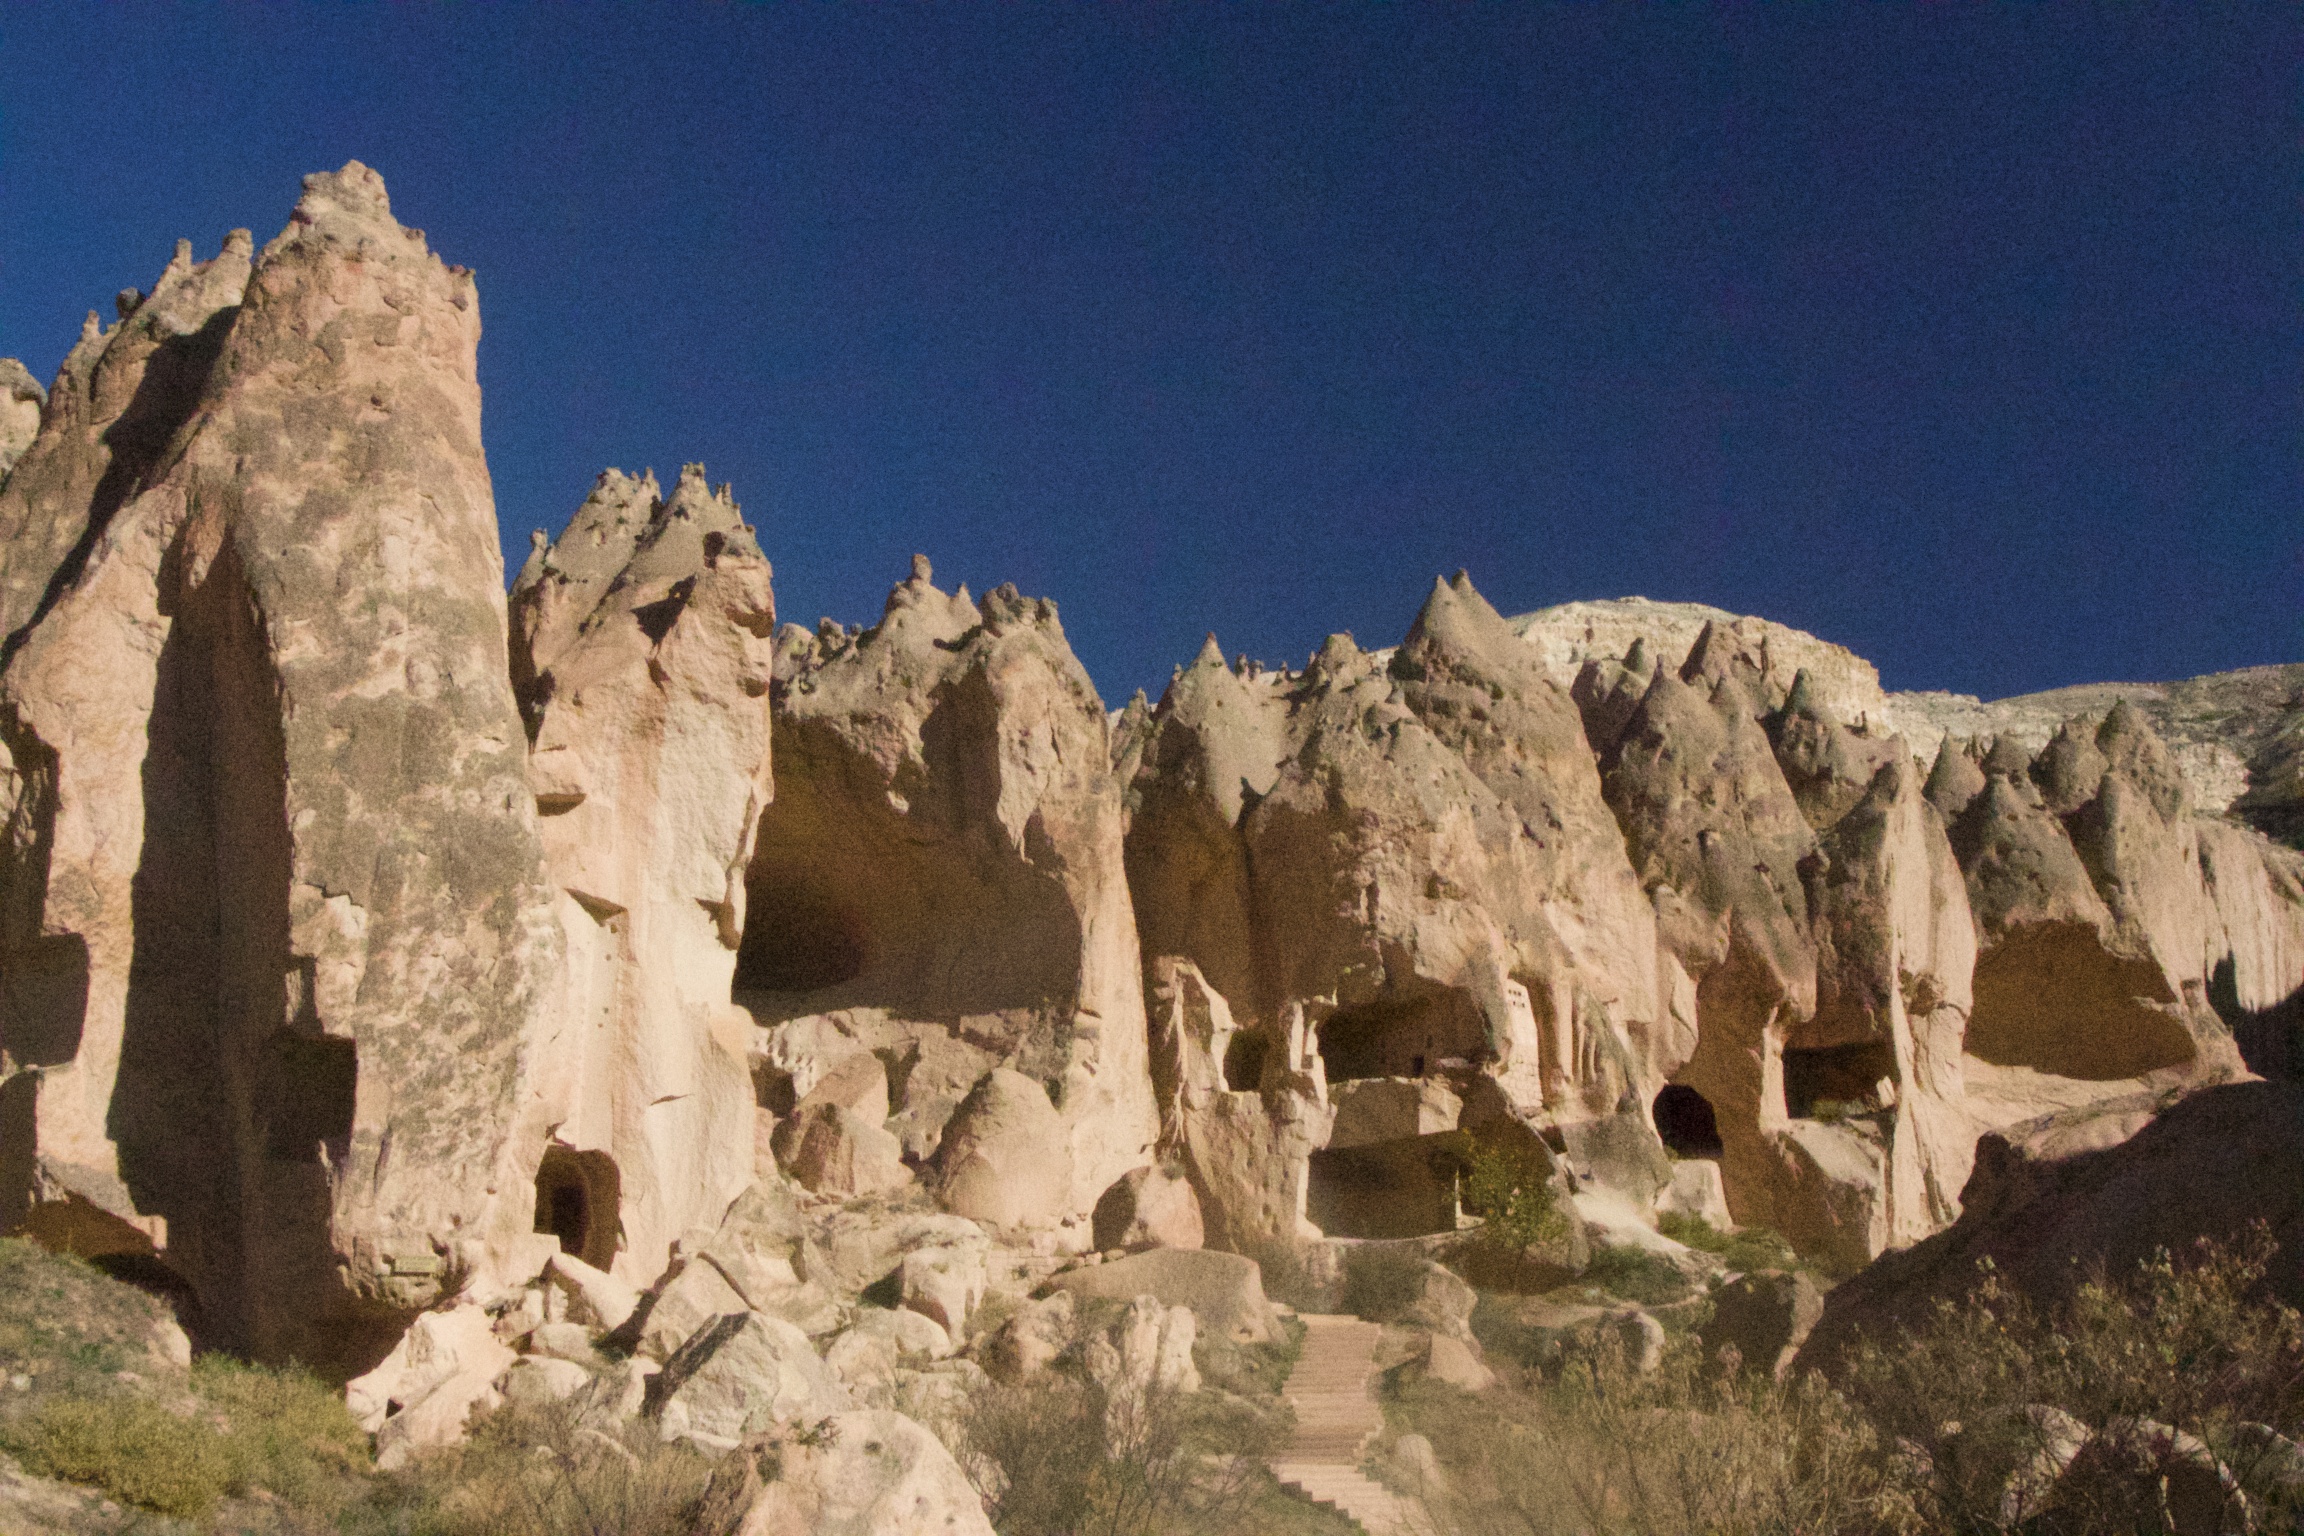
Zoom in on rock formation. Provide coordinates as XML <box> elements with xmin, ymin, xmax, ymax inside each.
<box><xmin>0</xmin><ymin>165</ymin><xmax>558</xmax><ymax>1374</ymax></box>
<box><xmin>0</xmin><ymin>165</ymin><xmax>2298</xmax><ymax>1472</ymax></box>
<box><xmin>510</xmin><ymin>465</ymin><xmax>777</xmax><ymax>1286</ymax></box>
<box><xmin>746</xmin><ymin>558</ymin><xmax>1155</xmax><ymax>1226</ymax></box>
<box><xmin>1123</xmin><ymin>574</ymin><xmax>1678</xmax><ymax>1254</ymax></box>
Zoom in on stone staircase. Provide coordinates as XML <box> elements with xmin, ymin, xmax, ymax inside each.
<box><xmin>1268</xmin><ymin>1314</ymin><xmax>1429</xmax><ymax>1536</ymax></box>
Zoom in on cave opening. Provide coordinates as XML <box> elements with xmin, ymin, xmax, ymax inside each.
<box><xmin>732</xmin><ymin>882</ymin><xmax>868</xmax><ymax>996</ymax></box>
<box><xmin>259</xmin><ymin>1032</ymin><xmax>357</xmax><ymax>1162</ymax></box>
<box><xmin>533</xmin><ymin>1147</ymin><xmax>620</xmax><ymax>1272</ymax></box>
<box><xmin>1222</xmin><ymin>1031</ymin><xmax>1269</xmax><ymax>1091</ymax></box>
<box><xmin>1652</xmin><ymin>1084</ymin><xmax>1723</xmax><ymax>1157</ymax></box>
<box><xmin>1306</xmin><ymin>1135</ymin><xmax>1466</xmax><ymax>1240</ymax></box>
<box><xmin>1314</xmin><ymin>986</ymin><xmax>1485</xmax><ymax>1084</ymax></box>
<box><xmin>1781</xmin><ymin>1041</ymin><xmax>1897</xmax><ymax>1120</ymax></box>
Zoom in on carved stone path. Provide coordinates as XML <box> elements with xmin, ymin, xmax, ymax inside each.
<box><xmin>1268</xmin><ymin>1314</ymin><xmax>1426</xmax><ymax>1536</ymax></box>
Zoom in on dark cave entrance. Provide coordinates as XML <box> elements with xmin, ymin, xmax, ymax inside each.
<box><xmin>533</xmin><ymin>1147</ymin><xmax>620</xmax><ymax>1272</ymax></box>
<box><xmin>732</xmin><ymin>883</ymin><xmax>868</xmax><ymax>996</ymax></box>
<box><xmin>1315</xmin><ymin>987</ymin><xmax>1486</xmax><ymax>1084</ymax></box>
<box><xmin>1306</xmin><ymin>1135</ymin><xmax>1467</xmax><ymax>1240</ymax></box>
<box><xmin>1651</xmin><ymin>1085</ymin><xmax>1723</xmax><ymax>1158</ymax></box>
<box><xmin>1781</xmin><ymin>1042</ymin><xmax>1896</xmax><ymax>1120</ymax></box>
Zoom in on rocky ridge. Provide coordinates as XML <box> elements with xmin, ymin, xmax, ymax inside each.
<box><xmin>0</xmin><ymin>166</ymin><xmax>2297</xmax><ymax>1524</ymax></box>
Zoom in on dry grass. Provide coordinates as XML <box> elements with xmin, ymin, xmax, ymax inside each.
<box><xmin>1397</xmin><ymin>1230</ymin><xmax>2304</xmax><ymax>1536</ymax></box>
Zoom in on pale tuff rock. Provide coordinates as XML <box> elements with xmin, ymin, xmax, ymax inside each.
<box><xmin>0</xmin><ymin>360</ymin><xmax>43</xmax><ymax>485</ymax></box>
<box><xmin>0</xmin><ymin>234</ymin><xmax>252</xmax><ymax>651</ymax></box>
<box><xmin>1047</xmin><ymin>1246</ymin><xmax>1281</xmax><ymax>1344</ymax></box>
<box><xmin>1091</xmin><ymin>1163</ymin><xmax>1206</xmax><ymax>1252</ymax></box>
<box><xmin>1143</xmin><ymin>956</ymin><xmax>1331</xmax><ymax>1253</ymax></box>
<box><xmin>933</xmin><ymin>1067</ymin><xmax>1074</xmax><ymax>1229</ymax></box>
<box><xmin>1523</xmin><ymin>596</ymin><xmax>2304</xmax><ymax>841</ymax></box>
<box><xmin>1126</xmin><ymin>574</ymin><xmax>1671</xmax><ymax>1253</ymax></box>
<box><xmin>0</xmin><ymin>163</ymin><xmax>558</xmax><ymax>1374</ymax></box>
<box><xmin>648</xmin><ymin>1310</ymin><xmax>852</xmax><ymax>1451</ymax></box>
<box><xmin>1517</xmin><ymin>597</ymin><xmax>1892</xmax><ymax>731</ymax></box>
<box><xmin>696</xmin><ymin>1411</ymin><xmax>995</xmax><ymax>1536</ymax></box>
<box><xmin>747</xmin><ymin>559</ymin><xmax>1155</xmax><ymax>1221</ymax></box>
<box><xmin>346</xmin><ymin>1303</ymin><xmax>519</xmax><ymax>1469</ymax></box>
<box><xmin>511</xmin><ymin>464</ymin><xmax>776</xmax><ymax>1287</ymax></box>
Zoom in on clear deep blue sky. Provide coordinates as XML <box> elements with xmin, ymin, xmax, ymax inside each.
<box><xmin>2</xmin><ymin>7</ymin><xmax>2296</xmax><ymax>706</ymax></box>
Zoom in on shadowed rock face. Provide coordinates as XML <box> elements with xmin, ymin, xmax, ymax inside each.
<box><xmin>510</xmin><ymin>466</ymin><xmax>778</xmax><ymax>1288</ymax></box>
<box><xmin>1796</xmin><ymin>1080</ymin><xmax>2304</xmax><ymax>1376</ymax></box>
<box><xmin>743</xmin><ymin>560</ymin><xmax>1155</xmax><ymax>1224</ymax></box>
<box><xmin>0</xmin><ymin>165</ymin><xmax>558</xmax><ymax>1376</ymax></box>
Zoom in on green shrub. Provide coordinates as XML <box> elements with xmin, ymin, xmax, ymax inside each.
<box><xmin>1340</xmin><ymin>1246</ymin><xmax>1427</xmax><ymax>1324</ymax></box>
<box><xmin>1658</xmin><ymin>1212</ymin><xmax>1800</xmax><ymax>1275</ymax></box>
<box><xmin>195</xmin><ymin>1353</ymin><xmax>372</xmax><ymax>1509</ymax></box>
<box><xmin>1</xmin><ymin>1392</ymin><xmax>234</xmax><ymax>1517</ymax></box>
<box><xmin>1581</xmin><ymin>1246</ymin><xmax>1693</xmax><ymax>1307</ymax></box>
<box><xmin>1461</xmin><ymin>1142</ymin><xmax>1567</xmax><ymax>1255</ymax></box>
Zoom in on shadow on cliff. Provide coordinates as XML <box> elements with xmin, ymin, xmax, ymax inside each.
<box><xmin>1797</xmin><ymin>1077</ymin><xmax>2304</xmax><ymax>1376</ymax></box>
<box><xmin>110</xmin><ymin>527</ymin><xmax>375</xmax><ymax>1376</ymax></box>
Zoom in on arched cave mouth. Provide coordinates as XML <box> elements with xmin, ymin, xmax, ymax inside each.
<box><xmin>1315</xmin><ymin>985</ymin><xmax>1486</xmax><ymax>1084</ymax></box>
<box><xmin>1652</xmin><ymin>1084</ymin><xmax>1723</xmax><ymax>1158</ymax></box>
<box><xmin>1222</xmin><ymin>1031</ymin><xmax>1269</xmax><ymax>1091</ymax></box>
<box><xmin>730</xmin><ymin>715</ymin><xmax>1081</xmax><ymax>1035</ymax></box>
<box><xmin>1781</xmin><ymin>1041</ymin><xmax>1897</xmax><ymax>1120</ymax></box>
<box><xmin>1306</xmin><ymin>1136</ymin><xmax>1466</xmax><ymax>1240</ymax></box>
<box><xmin>533</xmin><ymin>1147</ymin><xmax>620</xmax><ymax>1272</ymax></box>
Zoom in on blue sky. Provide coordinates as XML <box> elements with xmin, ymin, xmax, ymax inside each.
<box><xmin>2</xmin><ymin>6</ymin><xmax>2295</xmax><ymax>705</ymax></box>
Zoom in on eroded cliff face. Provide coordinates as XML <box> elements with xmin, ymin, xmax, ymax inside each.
<box><xmin>742</xmin><ymin>559</ymin><xmax>1155</xmax><ymax>1228</ymax></box>
<box><xmin>0</xmin><ymin>165</ymin><xmax>559</xmax><ymax>1375</ymax></box>
<box><xmin>1</xmin><ymin>166</ymin><xmax>2298</xmax><ymax>1391</ymax></box>
<box><xmin>509</xmin><ymin>466</ymin><xmax>778</xmax><ymax>1287</ymax></box>
<box><xmin>1121</xmin><ymin>574</ymin><xmax>1679</xmax><ymax>1252</ymax></box>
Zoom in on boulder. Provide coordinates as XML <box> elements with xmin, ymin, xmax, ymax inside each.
<box><xmin>934</xmin><ymin>1069</ymin><xmax>1075</xmax><ymax>1230</ymax></box>
<box><xmin>1085</xmin><ymin>1295</ymin><xmax>1200</xmax><ymax>1406</ymax></box>
<box><xmin>648</xmin><ymin>1310</ymin><xmax>852</xmax><ymax>1451</ymax></box>
<box><xmin>346</xmin><ymin>1304</ymin><xmax>519</xmax><ymax>1468</ymax></box>
<box><xmin>1937</xmin><ymin>1404</ymin><xmax>2089</xmax><ymax>1528</ymax></box>
<box><xmin>1557</xmin><ymin>1307</ymin><xmax>1667</xmax><ymax>1377</ymax></box>
<box><xmin>1047</xmin><ymin>1247</ymin><xmax>1279</xmax><ymax>1344</ymax></box>
<box><xmin>1697</xmin><ymin>1270</ymin><xmax>1822</xmax><ymax>1382</ymax></box>
<box><xmin>1657</xmin><ymin>1159</ymin><xmax>1732</xmax><ymax>1229</ymax></box>
<box><xmin>1398</xmin><ymin>1259</ymin><xmax>1477</xmax><ymax>1342</ymax></box>
<box><xmin>1414</xmin><ymin>1332</ymin><xmax>1496</xmax><ymax>1393</ymax></box>
<box><xmin>697</xmin><ymin>1410</ymin><xmax>994</xmax><ymax>1536</ymax></box>
<box><xmin>1091</xmin><ymin>1165</ymin><xmax>1206</xmax><ymax>1253</ymax></box>
<box><xmin>2057</xmin><ymin>1416</ymin><xmax>2247</xmax><ymax>1536</ymax></box>
<box><xmin>976</xmin><ymin>1292</ymin><xmax>1075</xmax><ymax>1384</ymax></box>
<box><xmin>773</xmin><ymin>1103</ymin><xmax>911</xmax><ymax>1199</ymax></box>
<box><xmin>899</xmin><ymin>1244</ymin><xmax>987</xmax><ymax>1347</ymax></box>
<box><xmin>500</xmin><ymin>1354</ymin><xmax>592</xmax><ymax>1407</ymax></box>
